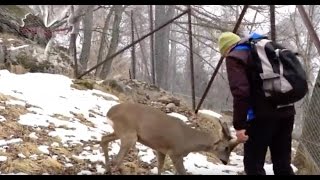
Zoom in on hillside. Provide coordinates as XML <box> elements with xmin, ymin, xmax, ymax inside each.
<box><xmin>0</xmin><ymin>70</ymin><xmax>298</xmax><ymax>175</ymax></box>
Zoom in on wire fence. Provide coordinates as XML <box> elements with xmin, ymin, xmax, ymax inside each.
<box><xmin>295</xmin><ymin>72</ymin><xmax>320</xmax><ymax>174</ymax></box>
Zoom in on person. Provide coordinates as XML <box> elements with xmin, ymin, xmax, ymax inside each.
<box><xmin>218</xmin><ymin>32</ymin><xmax>296</xmax><ymax>175</ymax></box>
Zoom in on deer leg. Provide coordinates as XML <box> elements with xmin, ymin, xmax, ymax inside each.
<box><xmin>169</xmin><ymin>154</ymin><xmax>187</xmax><ymax>175</ymax></box>
<box><xmin>100</xmin><ymin>133</ymin><xmax>118</xmax><ymax>173</ymax></box>
<box><xmin>156</xmin><ymin>151</ymin><xmax>166</xmax><ymax>175</ymax></box>
<box><xmin>112</xmin><ymin>132</ymin><xmax>138</xmax><ymax>172</ymax></box>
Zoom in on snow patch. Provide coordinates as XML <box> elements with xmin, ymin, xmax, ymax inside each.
<box><xmin>18</xmin><ymin>153</ymin><xmax>26</xmax><ymax>158</ymax></box>
<box><xmin>167</xmin><ymin>112</ymin><xmax>188</xmax><ymax>122</ymax></box>
<box><xmin>77</xmin><ymin>170</ymin><xmax>92</xmax><ymax>175</ymax></box>
<box><xmin>0</xmin><ymin>156</ymin><xmax>7</xmax><ymax>161</ymax></box>
<box><xmin>0</xmin><ymin>115</ymin><xmax>5</xmax><ymax>122</ymax></box>
<box><xmin>136</xmin><ymin>143</ymin><xmax>155</xmax><ymax>163</ymax></box>
<box><xmin>65</xmin><ymin>163</ymin><xmax>73</xmax><ymax>167</ymax></box>
<box><xmin>29</xmin><ymin>132</ymin><xmax>38</xmax><ymax>139</ymax></box>
<box><xmin>96</xmin><ymin>164</ymin><xmax>105</xmax><ymax>174</ymax></box>
<box><xmin>51</xmin><ymin>142</ymin><xmax>59</xmax><ymax>147</ymax></box>
<box><xmin>0</xmin><ymin>138</ymin><xmax>22</xmax><ymax>146</ymax></box>
<box><xmin>2</xmin><ymin>172</ymin><xmax>28</xmax><ymax>175</ymax></box>
<box><xmin>6</xmin><ymin>99</ymin><xmax>26</xmax><ymax>106</ymax></box>
<box><xmin>150</xmin><ymin>167</ymin><xmax>174</xmax><ymax>175</ymax></box>
<box><xmin>38</xmin><ymin>145</ymin><xmax>49</xmax><ymax>154</ymax></box>
<box><xmin>29</xmin><ymin>154</ymin><xmax>38</xmax><ymax>160</ymax></box>
<box><xmin>8</xmin><ymin>45</ymin><xmax>29</xmax><ymax>51</ymax></box>
<box><xmin>183</xmin><ymin>153</ymin><xmax>242</xmax><ymax>175</ymax></box>
<box><xmin>198</xmin><ymin>109</ymin><xmax>222</xmax><ymax>119</ymax></box>
<box><xmin>73</xmin><ymin>149</ymin><xmax>105</xmax><ymax>163</ymax></box>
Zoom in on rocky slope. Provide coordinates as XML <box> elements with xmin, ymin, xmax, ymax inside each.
<box><xmin>0</xmin><ymin>69</ymin><xmax>299</xmax><ymax>175</ymax></box>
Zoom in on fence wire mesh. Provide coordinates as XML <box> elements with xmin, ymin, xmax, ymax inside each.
<box><xmin>296</xmin><ymin>73</ymin><xmax>320</xmax><ymax>174</ymax></box>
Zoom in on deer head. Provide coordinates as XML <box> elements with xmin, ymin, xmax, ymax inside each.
<box><xmin>211</xmin><ymin>120</ymin><xmax>239</xmax><ymax>165</ymax></box>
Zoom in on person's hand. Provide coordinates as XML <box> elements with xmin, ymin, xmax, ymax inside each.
<box><xmin>236</xmin><ymin>129</ymin><xmax>249</xmax><ymax>143</ymax></box>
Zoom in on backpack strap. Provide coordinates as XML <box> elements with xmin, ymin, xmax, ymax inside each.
<box><xmin>231</xmin><ymin>34</ymin><xmax>268</xmax><ymax>52</ymax></box>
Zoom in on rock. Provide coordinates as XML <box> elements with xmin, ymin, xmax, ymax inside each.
<box><xmin>137</xmin><ymin>89</ymin><xmax>145</xmax><ymax>95</ymax></box>
<box><xmin>0</xmin><ymin>37</ymin><xmax>73</xmax><ymax>75</ymax></box>
<box><xmin>157</xmin><ymin>95</ymin><xmax>180</xmax><ymax>106</ymax></box>
<box><xmin>166</xmin><ymin>103</ymin><xmax>176</xmax><ymax>109</ymax></box>
<box><xmin>102</xmin><ymin>79</ymin><xmax>130</xmax><ymax>94</ymax></box>
<box><xmin>119</xmin><ymin>162</ymin><xmax>139</xmax><ymax>175</ymax></box>
<box><xmin>0</xmin><ymin>6</ymin><xmax>51</xmax><ymax>46</ymax></box>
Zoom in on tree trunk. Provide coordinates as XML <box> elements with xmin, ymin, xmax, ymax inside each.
<box><xmin>99</xmin><ymin>5</ymin><xmax>124</xmax><ymax>79</ymax></box>
<box><xmin>154</xmin><ymin>5</ymin><xmax>175</xmax><ymax>90</ymax></box>
<box><xmin>134</xmin><ymin>15</ymin><xmax>151</xmax><ymax>83</ymax></box>
<box><xmin>169</xmin><ymin>26</ymin><xmax>177</xmax><ymax>92</ymax></box>
<box><xmin>95</xmin><ymin>6</ymin><xmax>114</xmax><ymax>76</ymax></box>
<box><xmin>68</xmin><ymin>6</ymin><xmax>78</xmax><ymax>55</ymax></box>
<box><xmin>79</xmin><ymin>5</ymin><xmax>94</xmax><ymax>72</ymax></box>
<box><xmin>131</xmin><ymin>10</ymin><xmax>136</xmax><ymax>79</ymax></box>
<box><xmin>149</xmin><ymin>5</ymin><xmax>155</xmax><ymax>85</ymax></box>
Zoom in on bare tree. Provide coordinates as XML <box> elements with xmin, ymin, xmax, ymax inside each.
<box><xmin>169</xmin><ymin>24</ymin><xmax>177</xmax><ymax>92</ymax></box>
<box><xmin>95</xmin><ymin>6</ymin><xmax>115</xmax><ymax>76</ymax></box>
<box><xmin>99</xmin><ymin>5</ymin><xmax>125</xmax><ymax>79</ymax></box>
<box><xmin>149</xmin><ymin>5</ymin><xmax>155</xmax><ymax>84</ymax></box>
<box><xmin>79</xmin><ymin>5</ymin><xmax>95</xmax><ymax>71</ymax></box>
<box><xmin>154</xmin><ymin>5</ymin><xmax>175</xmax><ymax>90</ymax></box>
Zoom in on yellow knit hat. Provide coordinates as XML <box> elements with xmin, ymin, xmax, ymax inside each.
<box><xmin>218</xmin><ymin>32</ymin><xmax>241</xmax><ymax>56</ymax></box>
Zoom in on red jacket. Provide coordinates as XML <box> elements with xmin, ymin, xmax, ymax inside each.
<box><xmin>225</xmin><ymin>44</ymin><xmax>295</xmax><ymax>130</ymax></box>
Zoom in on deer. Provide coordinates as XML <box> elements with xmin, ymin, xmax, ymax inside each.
<box><xmin>100</xmin><ymin>102</ymin><xmax>240</xmax><ymax>175</ymax></box>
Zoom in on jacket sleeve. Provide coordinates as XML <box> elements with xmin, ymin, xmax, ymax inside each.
<box><xmin>225</xmin><ymin>53</ymin><xmax>251</xmax><ymax>130</ymax></box>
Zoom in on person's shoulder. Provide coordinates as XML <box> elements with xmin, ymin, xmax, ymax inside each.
<box><xmin>227</xmin><ymin>46</ymin><xmax>250</xmax><ymax>62</ymax></box>
<box><xmin>233</xmin><ymin>44</ymin><xmax>251</xmax><ymax>51</ymax></box>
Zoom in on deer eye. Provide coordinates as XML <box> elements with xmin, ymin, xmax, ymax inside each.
<box><xmin>225</xmin><ymin>147</ymin><xmax>229</xmax><ymax>151</ymax></box>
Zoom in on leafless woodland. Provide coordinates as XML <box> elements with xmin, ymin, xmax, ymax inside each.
<box><xmin>6</xmin><ymin>5</ymin><xmax>320</xmax><ymax>173</ymax></box>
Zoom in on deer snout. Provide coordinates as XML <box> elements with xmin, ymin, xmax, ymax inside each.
<box><xmin>221</xmin><ymin>160</ymin><xmax>228</xmax><ymax>165</ymax></box>
<box><xmin>215</xmin><ymin>138</ymin><xmax>239</xmax><ymax>165</ymax></box>
<box><xmin>217</xmin><ymin>150</ymin><xmax>231</xmax><ymax>165</ymax></box>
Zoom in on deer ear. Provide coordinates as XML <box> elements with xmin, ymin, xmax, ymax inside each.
<box><xmin>220</xmin><ymin>121</ymin><xmax>232</xmax><ymax>140</ymax></box>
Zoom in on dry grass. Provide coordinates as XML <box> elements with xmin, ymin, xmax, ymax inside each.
<box><xmin>0</xmin><ymin>93</ymin><xmax>9</xmax><ymax>101</ymax></box>
<box><xmin>70</xmin><ymin>112</ymin><xmax>95</xmax><ymax>128</ymax></box>
<box><xmin>50</xmin><ymin>147</ymin><xmax>71</xmax><ymax>157</ymax></box>
<box><xmin>0</xmin><ymin>157</ymin><xmax>64</xmax><ymax>174</ymax></box>
<box><xmin>36</xmin><ymin>130</ymin><xmax>62</xmax><ymax>144</ymax></box>
<box><xmin>0</xmin><ymin>105</ymin><xmax>31</xmax><ymax>139</ymax></box>
<box><xmin>3</xmin><ymin>121</ymin><xmax>30</xmax><ymax>136</ymax></box>
<box><xmin>0</xmin><ymin>151</ymin><xmax>9</xmax><ymax>156</ymax></box>
<box><xmin>1</xmin><ymin>159</ymin><xmax>43</xmax><ymax>174</ymax></box>
<box><xmin>10</xmin><ymin>142</ymin><xmax>42</xmax><ymax>156</ymax></box>
<box><xmin>88</xmin><ymin>109</ymin><xmax>104</xmax><ymax>117</ymax></box>
<box><xmin>119</xmin><ymin>162</ymin><xmax>139</xmax><ymax>175</ymax></box>
<box><xmin>0</xmin><ymin>103</ymin><xmax>29</xmax><ymax>121</ymax></box>
<box><xmin>293</xmin><ymin>145</ymin><xmax>320</xmax><ymax>175</ymax></box>
<box><xmin>38</xmin><ymin>157</ymin><xmax>64</xmax><ymax>173</ymax></box>
<box><xmin>50</xmin><ymin>114</ymin><xmax>70</xmax><ymax>121</ymax></box>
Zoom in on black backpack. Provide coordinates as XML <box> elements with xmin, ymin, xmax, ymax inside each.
<box><xmin>241</xmin><ymin>36</ymin><xmax>308</xmax><ymax>106</ymax></box>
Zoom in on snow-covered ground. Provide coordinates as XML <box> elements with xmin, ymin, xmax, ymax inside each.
<box><xmin>0</xmin><ymin>70</ymin><xmax>297</xmax><ymax>175</ymax></box>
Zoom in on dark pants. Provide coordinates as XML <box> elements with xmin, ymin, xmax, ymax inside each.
<box><xmin>243</xmin><ymin>113</ymin><xmax>295</xmax><ymax>175</ymax></box>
